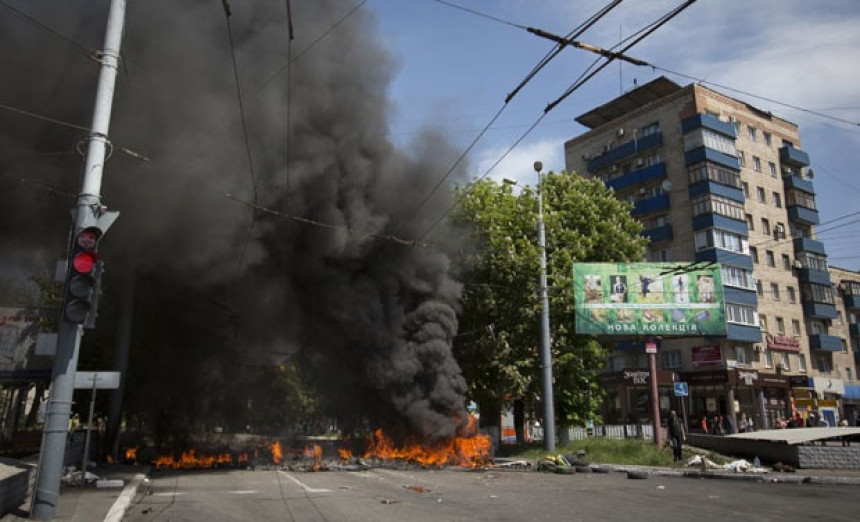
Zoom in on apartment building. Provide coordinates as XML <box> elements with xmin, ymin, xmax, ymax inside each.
<box><xmin>563</xmin><ymin>77</ymin><xmax>858</xmax><ymax>430</ymax></box>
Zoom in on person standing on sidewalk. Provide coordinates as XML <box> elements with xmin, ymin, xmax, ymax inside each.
<box><xmin>667</xmin><ymin>410</ymin><xmax>686</xmax><ymax>463</ymax></box>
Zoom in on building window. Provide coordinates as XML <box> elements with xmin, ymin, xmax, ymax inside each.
<box><xmin>736</xmin><ymin>346</ymin><xmax>749</xmax><ymax>366</ymax></box>
<box><xmin>757</xmin><ymin>186</ymin><xmax>766</xmax><ymax>203</ymax></box>
<box><xmin>684</xmin><ymin>128</ymin><xmax>737</xmax><ymax>155</ymax></box>
<box><xmin>787</xmin><ymin>286</ymin><xmax>797</xmax><ymax>303</ymax></box>
<box><xmin>775</xmin><ymin>222</ymin><xmax>786</xmax><ymax>240</ymax></box>
<box><xmin>727</xmin><ymin>303</ymin><xmax>758</xmax><ymax>326</ymax></box>
<box><xmin>766</xmin><ymin>250</ymin><xmax>775</xmax><ymax>267</ymax></box>
<box><xmin>787</xmin><ymin>189</ymin><xmax>816</xmax><ymax>210</ymax></box>
<box><xmin>772</xmin><ymin>283</ymin><xmax>781</xmax><ymax>301</ymax></box>
<box><xmin>694</xmin><ymin>228</ymin><xmax>747</xmax><ymax>253</ymax></box>
<box><xmin>782</xmin><ymin>254</ymin><xmax>791</xmax><ymax>270</ymax></box>
<box><xmin>722</xmin><ymin>265</ymin><xmax>755</xmax><ymax>289</ymax></box>
<box><xmin>738</xmin><ymin>151</ymin><xmax>746</xmax><ymax>167</ymax></box>
<box><xmin>764</xmin><ymin>350</ymin><xmax>773</xmax><ymax>368</ymax></box>
<box><xmin>750</xmin><ymin>246</ymin><xmax>758</xmax><ymax>263</ymax></box>
<box><xmin>640</xmin><ymin>122</ymin><xmax>660</xmax><ymax>137</ymax></box>
<box><xmin>842</xmin><ymin>339</ymin><xmax>849</xmax><ymax>353</ymax></box>
<box><xmin>773</xmin><ymin>192</ymin><xmax>782</xmax><ymax>208</ymax></box>
<box><xmin>692</xmin><ymin>194</ymin><xmax>745</xmax><ymax>220</ymax></box>
<box><xmin>742</xmin><ymin>182</ymin><xmax>750</xmax><ymax>197</ymax></box>
<box><xmin>745</xmin><ymin>214</ymin><xmax>754</xmax><ymax>230</ymax></box>
<box><xmin>756</xmin><ymin>280</ymin><xmax>764</xmax><ymax>296</ymax></box>
<box><xmin>761</xmin><ymin>218</ymin><xmax>771</xmax><ymax>235</ymax></box>
<box><xmin>817</xmin><ymin>356</ymin><xmax>831</xmax><ymax>373</ymax></box>
<box><xmin>661</xmin><ymin>350</ymin><xmax>682</xmax><ymax>369</ymax></box>
<box><xmin>769</xmin><ymin>161</ymin><xmax>777</xmax><ymax>177</ymax></box>
<box><xmin>776</xmin><ymin>316</ymin><xmax>785</xmax><ymax>334</ymax></box>
<box><xmin>687</xmin><ymin>162</ymin><xmax>741</xmax><ymax>188</ymax></box>
<box><xmin>847</xmin><ymin>367</ymin><xmax>853</xmax><ymax>382</ymax></box>
<box><xmin>753</xmin><ymin>156</ymin><xmax>762</xmax><ymax>172</ymax></box>
<box><xmin>760</xmin><ymin>314</ymin><xmax>768</xmax><ymax>332</ymax></box>
<box><xmin>780</xmin><ymin>353</ymin><xmax>791</xmax><ymax>372</ymax></box>
<box><xmin>748</xmin><ymin>126</ymin><xmax>757</xmax><ymax>141</ymax></box>
<box><xmin>792</xmin><ymin>319</ymin><xmax>801</xmax><ymax>336</ymax></box>
<box><xmin>764</xmin><ymin>132</ymin><xmax>772</xmax><ymax>147</ymax></box>
<box><xmin>798</xmin><ymin>354</ymin><xmax>807</xmax><ymax>372</ymax></box>
<box><xmin>797</xmin><ymin>252</ymin><xmax>828</xmax><ymax>272</ymax></box>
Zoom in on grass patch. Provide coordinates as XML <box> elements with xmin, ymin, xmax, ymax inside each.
<box><xmin>495</xmin><ymin>438</ymin><xmax>697</xmax><ymax>467</ymax></box>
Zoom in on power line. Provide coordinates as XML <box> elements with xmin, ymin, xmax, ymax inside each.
<box><xmin>0</xmin><ymin>0</ymin><xmax>96</xmax><ymax>60</ymax></box>
<box><xmin>429</xmin><ymin>0</ymin><xmax>527</xmax><ymax>30</ymax></box>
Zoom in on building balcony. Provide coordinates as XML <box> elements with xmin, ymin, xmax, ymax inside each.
<box><xmin>631</xmin><ymin>194</ymin><xmax>670</xmax><ymax>217</ymax></box>
<box><xmin>792</xmin><ymin>236</ymin><xmax>826</xmax><ymax>256</ymax></box>
<box><xmin>809</xmin><ymin>333</ymin><xmax>843</xmax><ymax>352</ymax></box>
<box><xmin>688</xmin><ymin>180</ymin><xmax>745</xmax><ymax>202</ymax></box>
<box><xmin>642</xmin><ymin>224</ymin><xmax>673</xmax><ymax>243</ymax></box>
<box><xmin>796</xmin><ymin>267</ymin><xmax>832</xmax><ymax>285</ymax></box>
<box><xmin>695</xmin><ymin>249</ymin><xmax>753</xmax><ymax>270</ymax></box>
<box><xmin>844</xmin><ymin>294</ymin><xmax>860</xmax><ymax>310</ymax></box>
<box><xmin>779</xmin><ymin>145</ymin><xmax>811</xmax><ymax>168</ymax></box>
<box><xmin>605</xmin><ymin>162</ymin><xmax>667</xmax><ymax>192</ymax></box>
<box><xmin>783</xmin><ymin>174</ymin><xmax>815</xmax><ymax>194</ymax></box>
<box><xmin>849</xmin><ymin>323</ymin><xmax>860</xmax><ymax>338</ymax></box>
<box><xmin>724</xmin><ymin>287</ymin><xmax>758</xmax><ymax>307</ymax></box>
<box><xmin>802</xmin><ymin>301</ymin><xmax>838</xmax><ymax>319</ymax></box>
<box><xmin>788</xmin><ymin>205</ymin><xmax>820</xmax><ymax>226</ymax></box>
<box><xmin>726</xmin><ymin>323</ymin><xmax>762</xmax><ymax>343</ymax></box>
<box><xmin>692</xmin><ymin>214</ymin><xmax>748</xmax><ymax>235</ymax></box>
<box><xmin>681</xmin><ymin>113</ymin><xmax>737</xmax><ymax>138</ymax></box>
<box><xmin>587</xmin><ymin>132</ymin><xmax>663</xmax><ymax>172</ymax></box>
<box><xmin>684</xmin><ymin>146</ymin><xmax>740</xmax><ymax>171</ymax></box>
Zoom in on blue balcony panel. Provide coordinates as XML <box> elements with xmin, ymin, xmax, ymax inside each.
<box><xmin>788</xmin><ymin>205</ymin><xmax>820</xmax><ymax>226</ymax></box>
<box><xmin>793</xmin><ymin>237</ymin><xmax>826</xmax><ymax>256</ymax></box>
<box><xmin>844</xmin><ymin>294</ymin><xmax>860</xmax><ymax>310</ymax></box>
<box><xmin>802</xmin><ymin>301</ymin><xmax>838</xmax><ymax>319</ymax></box>
<box><xmin>682</xmin><ymin>113</ymin><xmax>738</xmax><ymax>138</ymax></box>
<box><xmin>780</xmin><ymin>145</ymin><xmax>811</xmax><ymax>168</ymax></box>
<box><xmin>850</xmin><ymin>323</ymin><xmax>860</xmax><ymax>338</ymax></box>
<box><xmin>695</xmin><ymin>249</ymin><xmax>753</xmax><ymax>270</ymax></box>
<box><xmin>784</xmin><ymin>174</ymin><xmax>815</xmax><ymax>194</ymax></box>
<box><xmin>642</xmin><ymin>224</ymin><xmax>673</xmax><ymax>243</ymax></box>
<box><xmin>605</xmin><ymin>162</ymin><xmax>667</xmax><ymax>192</ymax></box>
<box><xmin>797</xmin><ymin>268</ymin><xmax>832</xmax><ymax>286</ymax></box>
<box><xmin>726</xmin><ymin>323</ymin><xmax>762</xmax><ymax>343</ymax></box>
<box><xmin>588</xmin><ymin>132</ymin><xmax>664</xmax><ymax>172</ymax></box>
<box><xmin>685</xmin><ymin>147</ymin><xmax>740</xmax><ymax>171</ymax></box>
<box><xmin>688</xmin><ymin>180</ymin><xmax>745</xmax><ymax>202</ymax></box>
<box><xmin>724</xmin><ymin>287</ymin><xmax>758</xmax><ymax>307</ymax></box>
<box><xmin>809</xmin><ymin>333</ymin><xmax>843</xmax><ymax>352</ymax></box>
<box><xmin>631</xmin><ymin>194</ymin><xmax>670</xmax><ymax>217</ymax></box>
<box><xmin>692</xmin><ymin>214</ymin><xmax>748</xmax><ymax>235</ymax></box>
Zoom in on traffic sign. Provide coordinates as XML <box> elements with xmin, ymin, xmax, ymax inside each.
<box><xmin>74</xmin><ymin>371</ymin><xmax>120</xmax><ymax>389</ymax></box>
<box><xmin>645</xmin><ymin>342</ymin><xmax>657</xmax><ymax>354</ymax></box>
<box><xmin>673</xmin><ymin>381</ymin><xmax>689</xmax><ymax>397</ymax></box>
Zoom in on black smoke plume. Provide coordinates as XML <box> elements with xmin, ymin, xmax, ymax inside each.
<box><xmin>0</xmin><ymin>0</ymin><xmax>471</xmax><ymax>440</ymax></box>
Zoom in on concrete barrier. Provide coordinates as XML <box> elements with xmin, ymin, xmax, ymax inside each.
<box><xmin>0</xmin><ymin>458</ymin><xmax>33</xmax><ymax>517</ymax></box>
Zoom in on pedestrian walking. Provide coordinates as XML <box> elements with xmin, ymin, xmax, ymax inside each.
<box><xmin>667</xmin><ymin>410</ymin><xmax>686</xmax><ymax>463</ymax></box>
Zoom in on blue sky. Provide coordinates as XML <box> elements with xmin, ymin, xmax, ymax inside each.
<box><xmin>367</xmin><ymin>0</ymin><xmax>860</xmax><ymax>270</ymax></box>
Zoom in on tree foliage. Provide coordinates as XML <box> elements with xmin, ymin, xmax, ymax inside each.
<box><xmin>450</xmin><ymin>172</ymin><xmax>646</xmax><ymax>428</ymax></box>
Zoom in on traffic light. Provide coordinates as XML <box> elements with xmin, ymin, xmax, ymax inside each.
<box><xmin>63</xmin><ymin>226</ymin><xmax>103</xmax><ymax>326</ymax></box>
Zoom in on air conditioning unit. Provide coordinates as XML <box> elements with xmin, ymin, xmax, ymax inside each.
<box><xmin>616</xmin><ymin>128</ymin><xmax>625</xmax><ymax>137</ymax></box>
<box><xmin>753</xmin><ymin>344</ymin><xmax>764</xmax><ymax>353</ymax></box>
<box><xmin>636</xmin><ymin>158</ymin><xmax>645</xmax><ymax>167</ymax></box>
<box><xmin>639</xmin><ymin>187</ymin><xmax>648</xmax><ymax>197</ymax></box>
<box><xmin>775</xmin><ymin>224</ymin><xmax>785</xmax><ymax>233</ymax></box>
<box><xmin>609</xmin><ymin>165</ymin><xmax>618</xmax><ymax>172</ymax></box>
<box><xmin>793</xmin><ymin>260</ymin><xmax>803</xmax><ymax>269</ymax></box>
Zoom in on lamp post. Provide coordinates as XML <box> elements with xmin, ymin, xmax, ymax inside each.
<box><xmin>534</xmin><ymin>161</ymin><xmax>556</xmax><ymax>452</ymax></box>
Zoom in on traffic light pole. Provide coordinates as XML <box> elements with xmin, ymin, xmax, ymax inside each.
<box><xmin>31</xmin><ymin>0</ymin><xmax>126</xmax><ymax>518</ymax></box>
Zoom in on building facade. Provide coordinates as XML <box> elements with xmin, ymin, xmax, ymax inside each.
<box><xmin>563</xmin><ymin>77</ymin><xmax>859</xmax><ymax>430</ymax></box>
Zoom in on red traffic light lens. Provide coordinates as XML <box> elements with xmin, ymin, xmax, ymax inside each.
<box><xmin>72</xmin><ymin>252</ymin><xmax>97</xmax><ymax>273</ymax></box>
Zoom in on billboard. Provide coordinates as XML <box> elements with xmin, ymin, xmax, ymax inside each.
<box><xmin>572</xmin><ymin>262</ymin><xmax>726</xmax><ymax>336</ymax></box>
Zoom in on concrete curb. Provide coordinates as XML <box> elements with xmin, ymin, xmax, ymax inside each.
<box><xmin>104</xmin><ymin>469</ymin><xmax>150</xmax><ymax>522</ymax></box>
<box><xmin>594</xmin><ymin>464</ymin><xmax>860</xmax><ymax>486</ymax></box>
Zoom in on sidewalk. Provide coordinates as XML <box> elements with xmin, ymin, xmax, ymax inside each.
<box><xmin>1</xmin><ymin>463</ymin><xmax>149</xmax><ymax>522</ymax></box>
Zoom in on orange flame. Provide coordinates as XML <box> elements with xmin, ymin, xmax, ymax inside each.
<box><xmin>271</xmin><ymin>441</ymin><xmax>283</xmax><ymax>465</ymax></box>
<box><xmin>337</xmin><ymin>448</ymin><xmax>353</xmax><ymax>459</ymax></box>
<box><xmin>125</xmin><ymin>446</ymin><xmax>138</xmax><ymax>461</ymax></box>
<box><xmin>359</xmin><ymin>417</ymin><xmax>491</xmax><ymax>468</ymax></box>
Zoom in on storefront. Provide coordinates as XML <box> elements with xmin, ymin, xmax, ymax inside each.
<box><xmin>811</xmin><ymin>377</ymin><xmax>844</xmax><ymax>426</ymax></box>
<box><xmin>599</xmin><ymin>368</ymin><xmax>675</xmax><ymax>425</ymax></box>
<box><xmin>680</xmin><ymin>368</ymin><xmax>788</xmax><ymax>431</ymax></box>
<box><xmin>844</xmin><ymin>384</ymin><xmax>860</xmax><ymax>424</ymax></box>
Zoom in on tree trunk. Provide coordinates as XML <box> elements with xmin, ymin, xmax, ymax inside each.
<box><xmin>479</xmin><ymin>399</ymin><xmax>501</xmax><ymax>454</ymax></box>
<box><xmin>513</xmin><ymin>399</ymin><xmax>526</xmax><ymax>444</ymax></box>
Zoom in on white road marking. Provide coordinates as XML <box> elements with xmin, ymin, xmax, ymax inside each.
<box><xmin>230</xmin><ymin>490</ymin><xmax>258</xmax><ymax>494</ymax></box>
<box><xmin>278</xmin><ymin>471</ymin><xmax>333</xmax><ymax>493</ymax></box>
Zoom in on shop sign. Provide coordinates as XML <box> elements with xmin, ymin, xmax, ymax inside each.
<box><xmin>765</xmin><ymin>334</ymin><xmax>801</xmax><ymax>352</ymax></box>
<box><xmin>757</xmin><ymin>373</ymin><xmax>789</xmax><ymax>388</ymax></box>
<box><xmin>623</xmin><ymin>370</ymin><xmax>650</xmax><ymax>385</ymax></box>
<box><xmin>691</xmin><ymin>345</ymin><xmax>722</xmax><ymax>366</ymax></box>
<box><xmin>812</xmin><ymin>377</ymin><xmax>845</xmax><ymax>396</ymax></box>
<box><xmin>789</xmin><ymin>376</ymin><xmax>810</xmax><ymax>388</ymax></box>
<box><xmin>684</xmin><ymin>370</ymin><xmax>729</xmax><ymax>384</ymax></box>
<box><xmin>736</xmin><ymin>370</ymin><xmax>759</xmax><ymax>386</ymax></box>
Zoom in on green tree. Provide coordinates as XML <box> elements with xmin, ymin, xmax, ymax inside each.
<box><xmin>451</xmin><ymin>171</ymin><xmax>646</xmax><ymax>443</ymax></box>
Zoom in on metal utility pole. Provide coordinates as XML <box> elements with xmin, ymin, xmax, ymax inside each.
<box><xmin>535</xmin><ymin>161</ymin><xmax>556</xmax><ymax>452</ymax></box>
<box><xmin>32</xmin><ymin>0</ymin><xmax>125</xmax><ymax>518</ymax></box>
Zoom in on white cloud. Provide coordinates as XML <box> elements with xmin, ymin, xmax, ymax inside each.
<box><xmin>474</xmin><ymin>138</ymin><xmax>566</xmax><ymax>187</ymax></box>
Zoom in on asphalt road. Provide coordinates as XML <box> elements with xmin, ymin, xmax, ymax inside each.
<box><xmin>121</xmin><ymin>466</ymin><xmax>858</xmax><ymax>522</ymax></box>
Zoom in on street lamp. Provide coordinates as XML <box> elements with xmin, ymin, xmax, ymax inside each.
<box><xmin>534</xmin><ymin>161</ymin><xmax>556</xmax><ymax>452</ymax></box>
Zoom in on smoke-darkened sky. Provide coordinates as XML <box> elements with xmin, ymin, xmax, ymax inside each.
<box><xmin>0</xmin><ymin>0</ymin><xmax>472</xmax><ymax>439</ymax></box>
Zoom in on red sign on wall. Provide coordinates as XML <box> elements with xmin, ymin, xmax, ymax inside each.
<box><xmin>691</xmin><ymin>345</ymin><xmax>722</xmax><ymax>367</ymax></box>
<box><xmin>765</xmin><ymin>334</ymin><xmax>801</xmax><ymax>352</ymax></box>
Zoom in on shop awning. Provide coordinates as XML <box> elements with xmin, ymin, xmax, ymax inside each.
<box><xmin>844</xmin><ymin>384</ymin><xmax>860</xmax><ymax>400</ymax></box>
